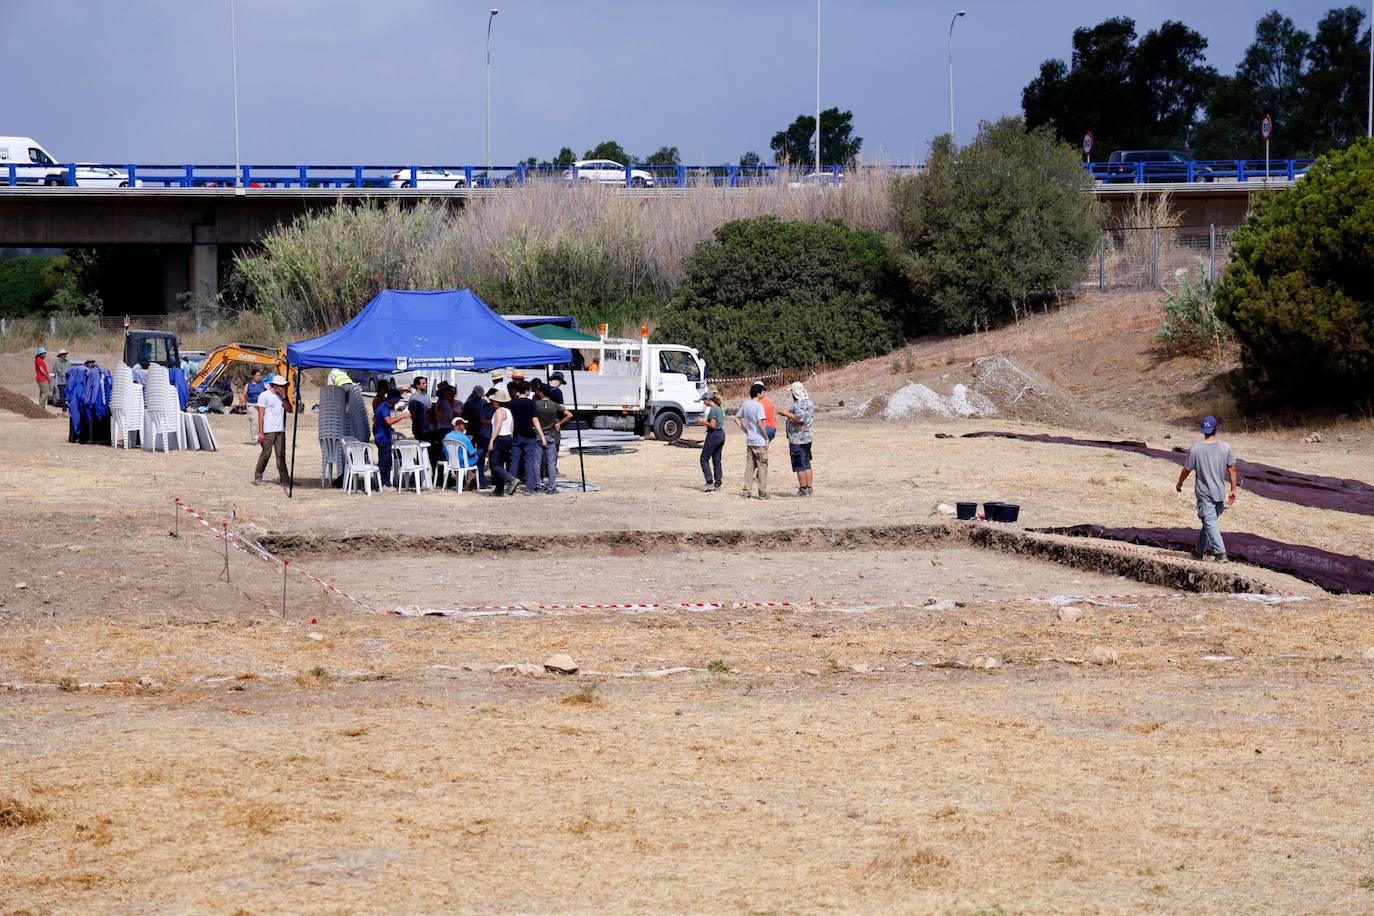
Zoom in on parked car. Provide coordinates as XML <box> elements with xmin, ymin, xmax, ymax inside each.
<box><xmin>0</xmin><ymin>136</ymin><xmax>140</xmax><ymax>186</ymax></box>
<box><xmin>562</xmin><ymin>159</ymin><xmax>655</xmax><ymax>187</ymax></box>
<box><xmin>788</xmin><ymin>170</ymin><xmax>844</xmax><ymax>189</ymax></box>
<box><xmin>389</xmin><ymin>168</ymin><xmax>469</xmax><ymax>189</ymax></box>
<box><xmin>1105</xmin><ymin>150</ymin><xmax>1214</xmax><ymax>183</ymax></box>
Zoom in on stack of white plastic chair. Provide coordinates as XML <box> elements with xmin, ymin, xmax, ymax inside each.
<box><xmin>109</xmin><ymin>363</ymin><xmax>144</xmax><ymax>449</ymax></box>
<box><xmin>142</xmin><ymin>363</ymin><xmax>181</xmax><ymax>452</ymax></box>
<box><xmin>344</xmin><ymin>384</ymin><xmax>371</xmax><ymax>441</ymax></box>
<box><xmin>318</xmin><ymin>386</ymin><xmax>347</xmax><ymax>483</ymax></box>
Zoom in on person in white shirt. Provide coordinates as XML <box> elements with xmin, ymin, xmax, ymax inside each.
<box><xmin>253</xmin><ymin>375</ymin><xmax>290</xmax><ymax>487</ymax></box>
<box><xmin>734</xmin><ymin>382</ymin><xmax>771</xmax><ymax>499</ymax></box>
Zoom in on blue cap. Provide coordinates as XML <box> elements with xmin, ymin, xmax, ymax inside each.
<box><xmin>36</xmin><ymin>346</ymin><xmax>46</xmax><ymax>355</ymax></box>
<box><xmin>1200</xmin><ymin>415</ymin><xmax>1217</xmax><ymax>434</ymax></box>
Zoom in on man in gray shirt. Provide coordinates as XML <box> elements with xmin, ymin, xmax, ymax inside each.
<box><xmin>1176</xmin><ymin>414</ymin><xmax>1238</xmax><ymax>561</ymax></box>
<box><xmin>735</xmin><ymin>382</ymin><xmax>770</xmax><ymax>499</ymax></box>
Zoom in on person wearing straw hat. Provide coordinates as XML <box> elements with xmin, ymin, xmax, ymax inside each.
<box><xmin>486</xmin><ymin>388</ymin><xmax>519</xmax><ymax>496</ymax></box>
<box><xmin>34</xmin><ymin>346</ymin><xmax>51</xmax><ymax>408</ymax></box>
<box><xmin>253</xmin><ymin>375</ymin><xmax>291</xmax><ymax>487</ymax></box>
<box><xmin>693</xmin><ymin>390</ymin><xmax>727</xmax><ymax>491</ymax></box>
<box><xmin>777</xmin><ymin>381</ymin><xmax>815</xmax><ymax>496</ymax></box>
<box><xmin>52</xmin><ymin>349</ymin><xmax>70</xmax><ymax>410</ymax></box>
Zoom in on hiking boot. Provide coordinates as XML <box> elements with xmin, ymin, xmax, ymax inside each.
<box><xmin>740</xmin><ymin>491</ymin><xmax>753</xmax><ymax>499</ymax></box>
<box><xmin>756</xmin><ymin>492</ymin><xmax>770</xmax><ymax>500</ymax></box>
<box><xmin>797</xmin><ymin>488</ymin><xmax>807</xmax><ymax>497</ymax></box>
<box><xmin>1212</xmin><ymin>554</ymin><xmax>1229</xmax><ymax>564</ymax></box>
<box><xmin>703</xmin><ymin>482</ymin><xmax>717</xmax><ymax>492</ymax></box>
<box><xmin>712</xmin><ymin>482</ymin><xmax>722</xmax><ymax>490</ymax></box>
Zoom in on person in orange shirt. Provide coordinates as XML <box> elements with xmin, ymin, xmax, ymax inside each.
<box><xmin>756</xmin><ymin>381</ymin><xmax>777</xmax><ymax>442</ymax></box>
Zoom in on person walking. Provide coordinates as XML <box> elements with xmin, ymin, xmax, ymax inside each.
<box><xmin>777</xmin><ymin>381</ymin><xmax>815</xmax><ymax>496</ymax></box>
<box><xmin>693</xmin><ymin>390</ymin><xmax>726</xmax><ymax>491</ymax></box>
<box><xmin>756</xmin><ymin>383</ymin><xmax>778</xmax><ymax>442</ymax></box>
<box><xmin>486</xmin><ymin>389</ymin><xmax>517</xmax><ymax>497</ymax></box>
<box><xmin>735</xmin><ymin>382</ymin><xmax>770</xmax><ymax>499</ymax></box>
<box><xmin>373</xmin><ymin>389</ymin><xmax>409</xmax><ymax>488</ymax></box>
<box><xmin>1175</xmin><ymin>415</ymin><xmax>1238</xmax><ymax>562</ymax></box>
<box><xmin>253</xmin><ymin>375</ymin><xmax>291</xmax><ymax>487</ymax></box>
<box><xmin>243</xmin><ymin>369</ymin><xmax>266</xmax><ymax>444</ymax></box>
<box><xmin>35</xmin><ymin>347</ymin><xmax>51</xmax><ymax>407</ymax></box>
<box><xmin>533</xmin><ymin>384</ymin><xmax>572</xmax><ymax>492</ymax></box>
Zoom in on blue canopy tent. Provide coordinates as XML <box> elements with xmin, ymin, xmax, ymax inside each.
<box><xmin>284</xmin><ymin>289</ymin><xmax>585</xmax><ymax>496</ymax></box>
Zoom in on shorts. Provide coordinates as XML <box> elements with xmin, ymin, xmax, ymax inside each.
<box><xmin>789</xmin><ymin>442</ymin><xmax>812</xmax><ymax>472</ymax></box>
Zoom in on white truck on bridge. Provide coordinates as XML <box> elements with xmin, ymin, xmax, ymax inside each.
<box><xmin>390</xmin><ymin>322</ymin><xmax>708</xmax><ymax>441</ymax></box>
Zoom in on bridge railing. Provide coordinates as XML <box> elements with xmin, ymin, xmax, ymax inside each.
<box><xmin>1085</xmin><ymin>158</ymin><xmax>1315</xmax><ymax>184</ymax></box>
<box><xmin>2</xmin><ymin>159</ymin><xmax>1315</xmax><ymax>189</ymax></box>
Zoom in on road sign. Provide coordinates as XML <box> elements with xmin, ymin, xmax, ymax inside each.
<box><xmin>1260</xmin><ymin>113</ymin><xmax>1274</xmax><ymax>141</ymax></box>
<box><xmin>1082</xmin><ymin>131</ymin><xmax>1094</xmax><ymax>156</ymax></box>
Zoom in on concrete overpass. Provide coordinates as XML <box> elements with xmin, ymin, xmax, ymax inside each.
<box><xmin>0</xmin><ymin>181</ymin><xmax>1289</xmax><ymax>310</ymax></box>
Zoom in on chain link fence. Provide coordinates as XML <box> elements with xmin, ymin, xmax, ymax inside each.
<box><xmin>0</xmin><ymin>313</ymin><xmax>215</xmax><ymax>345</ymax></box>
<box><xmin>1087</xmin><ymin>223</ymin><xmax>1239</xmax><ymax>291</ymax></box>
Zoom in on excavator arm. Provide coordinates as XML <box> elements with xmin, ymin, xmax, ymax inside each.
<box><xmin>189</xmin><ymin>344</ymin><xmax>300</xmax><ymax>411</ymax></box>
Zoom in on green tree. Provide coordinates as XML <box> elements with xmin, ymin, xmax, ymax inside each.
<box><xmin>769</xmin><ymin>108</ymin><xmax>862</xmax><ymax>166</ymax></box>
<box><xmin>552</xmin><ymin>147</ymin><xmax>577</xmax><ymax>167</ymax></box>
<box><xmin>890</xmin><ymin>118</ymin><xmax>1101</xmax><ymax>334</ymax></box>
<box><xmin>1021</xmin><ymin>17</ymin><xmax>1214</xmax><ymax>153</ymax></box>
<box><xmin>1214</xmin><ymin>139</ymin><xmax>1374</xmax><ymax>402</ymax></box>
<box><xmin>583</xmin><ymin>140</ymin><xmax>631</xmax><ymax>163</ymax></box>
<box><xmin>643</xmin><ymin>146</ymin><xmax>680</xmax><ymax>167</ymax></box>
<box><xmin>739</xmin><ymin>150</ymin><xmax>762</xmax><ymax>168</ymax></box>
<box><xmin>0</xmin><ymin>255</ymin><xmax>58</xmax><ymax>317</ymax></box>
<box><xmin>1195</xmin><ymin>12</ymin><xmax>1310</xmax><ymax>158</ymax></box>
<box><xmin>656</xmin><ymin>216</ymin><xmax>907</xmax><ymax>376</ymax></box>
<box><xmin>1294</xmin><ymin>6</ymin><xmax>1370</xmax><ymax>153</ymax></box>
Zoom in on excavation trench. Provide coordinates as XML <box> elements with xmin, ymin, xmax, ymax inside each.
<box><xmin>262</xmin><ymin>523</ymin><xmax>1274</xmax><ymax>596</ymax></box>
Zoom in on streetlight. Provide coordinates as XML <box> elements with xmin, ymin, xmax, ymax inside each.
<box><xmin>487</xmin><ymin>8</ymin><xmax>499</xmax><ymax>183</ymax></box>
<box><xmin>229</xmin><ymin>0</ymin><xmax>243</xmax><ymax>194</ymax></box>
<box><xmin>1367</xmin><ymin>0</ymin><xmax>1371</xmax><ymax>137</ymax></box>
<box><xmin>948</xmin><ymin>10</ymin><xmax>966</xmax><ymax>142</ymax></box>
<box><xmin>807</xmin><ymin>0</ymin><xmax>818</xmax><ymax>177</ymax></box>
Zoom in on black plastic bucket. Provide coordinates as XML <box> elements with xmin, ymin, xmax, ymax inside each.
<box><xmin>984</xmin><ymin>502</ymin><xmax>1021</xmax><ymax>523</ymax></box>
<box><xmin>956</xmin><ymin>501</ymin><xmax>977</xmax><ymax>520</ymax></box>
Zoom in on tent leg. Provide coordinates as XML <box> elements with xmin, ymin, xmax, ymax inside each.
<box><xmin>570</xmin><ymin>367</ymin><xmax>586</xmax><ymax>492</ymax></box>
<box><xmin>287</xmin><ymin>371</ymin><xmax>301</xmax><ymax>498</ymax></box>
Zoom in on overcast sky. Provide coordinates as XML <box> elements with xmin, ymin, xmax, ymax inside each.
<box><xmin>3</xmin><ymin>0</ymin><xmax>1333</xmax><ymax>166</ymax></box>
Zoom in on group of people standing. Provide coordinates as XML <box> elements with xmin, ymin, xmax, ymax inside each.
<box><xmin>696</xmin><ymin>380</ymin><xmax>814</xmax><ymax>499</ymax></box>
<box><xmin>33</xmin><ymin>346</ymin><xmax>71</xmax><ymax>409</ymax></box>
<box><xmin>371</xmin><ymin>371</ymin><xmax>573</xmax><ymax>495</ymax></box>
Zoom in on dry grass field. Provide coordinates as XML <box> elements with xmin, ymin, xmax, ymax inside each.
<box><xmin>2</xmin><ymin>293</ymin><xmax>1373</xmax><ymax>913</ymax></box>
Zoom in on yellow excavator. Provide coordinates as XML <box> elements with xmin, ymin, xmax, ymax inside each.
<box><xmin>188</xmin><ymin>343</ymin><xmax>300</xmax><ymax>411</ymax></box>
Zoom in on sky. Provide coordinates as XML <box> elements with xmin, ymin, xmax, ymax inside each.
<box><xmin>1</xmin><ymin>0</ymin><xmax>1336</xmax><ymax>167</ymax></box>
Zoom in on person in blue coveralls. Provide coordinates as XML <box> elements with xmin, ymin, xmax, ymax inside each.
<box><xmin>373</xmin><ymin>389</ymin><xmax>410</xmax><ymax>488</ymax></box>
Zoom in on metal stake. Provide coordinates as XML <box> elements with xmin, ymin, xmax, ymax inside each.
<box><xmin>282</xmin><ymin>559</ymin><xmax>289</xmax><ymax>618</ymax></box>
<box><xmin>221</xmin><ymin>522</ymin><xmax>231</xmax><ymax>583</ymax></box>
<box><xmin>173</xmin><ymin>497</ymin><xmax>180</xmax><ymax>538</ymax></box>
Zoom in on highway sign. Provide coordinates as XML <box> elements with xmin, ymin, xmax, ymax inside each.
<box><xmin>1260</xmin><ymin>114</ymin><xmax>1274</xmax><ymax>141</ymax></box>
<box><xmin>1082</xmin><ymin>131</ymin><xmax>1094</xmax><ymax>156</ymax></box>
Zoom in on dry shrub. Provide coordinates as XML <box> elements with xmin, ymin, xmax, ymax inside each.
<box><xmin>864</xmin><ymin>833</ymin><xmax>951</xmax><ymax>888</ymax></box>
<box><xmin>0</xmin><ymin>796</ymin><xmax>50</xmax><ymax>829</ymax></box>
<box><xmin>236</xmin><ymin>168</ymin><xmax>896</xmax><ymax>336</ymax></box>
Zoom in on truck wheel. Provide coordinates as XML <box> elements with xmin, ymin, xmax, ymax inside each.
<box><xmin>652</xmin><ymin>412</ymin><xmax>684</xmax><ymax>442</ymax></box>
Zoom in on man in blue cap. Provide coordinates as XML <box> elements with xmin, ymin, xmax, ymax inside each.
<box><xmin>1176</xmin><ymin>415</ymin><xmax>1238</xmax><ymax>562</ymax></box>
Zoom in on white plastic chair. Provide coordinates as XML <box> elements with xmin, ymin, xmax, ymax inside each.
<box><xmin>436</xmin><ymin>439</ymin><xmax>478</xmax><ymax>492</ymax></box>
<box><xmin>342</xmin><ymin>441</ymin><xmax>382</xmax><ymax>495</ymax></box>
<box><xmin>393</xmin><ymin>442</ymin><xmax>427</xmax><ymax>494</ymax></box>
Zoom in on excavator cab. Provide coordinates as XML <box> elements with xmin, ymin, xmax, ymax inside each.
<box><xmin>189</xmin><ymin>343</ymin><xmax>298</xmax><ymax>411</ymax></box>
<box><xmin>123</xmin><ymin>330</ymin><xmax>180</xmax><ymax>370</ymax></box>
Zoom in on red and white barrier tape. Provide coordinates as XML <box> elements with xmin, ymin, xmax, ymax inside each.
<box><xmin>176</xmin><ymin>497</ymin><xmax>378</xmax><ymax>614</ymax></box>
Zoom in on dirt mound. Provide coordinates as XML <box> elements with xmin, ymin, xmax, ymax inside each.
<box><xmin>854</xmin><ymin>357</ymin><xmax>1119</xmax><ymax>433</ymax></box>
<box><xmin>0</xmin><ymin>386</ymin><xmax>55</xmax><ymax>419</ymax></box>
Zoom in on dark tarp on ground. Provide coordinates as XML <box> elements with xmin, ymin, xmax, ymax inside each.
<box><xmin>1033</xmin><ymin>525</ymin><xmax>1374</xmax><ymax>594</ymax></box>
<box><xmin>286</xmin><ymin>289</ymin><xmax>572</xmax><ymax>371</ymax></box>
<box><xmin>946</xmin><ymin>431</ymin><xmax>1374</xmax><ymax>517</ymax></box>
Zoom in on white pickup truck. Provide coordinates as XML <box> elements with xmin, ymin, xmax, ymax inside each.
<box><xmin>391</xmin><ymin>325</ymin><xmax>708</xmax><ymax>441</ymax></box>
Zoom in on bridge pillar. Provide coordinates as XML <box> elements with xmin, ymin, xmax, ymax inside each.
<box><xmin>161</xmin><ymin>247</ymin><xmax>190</xmax><ymax>313</ymax></box>
<box><xmin>190</xmin><ymin>243</ymin><xmax>219</xmax><ymax>306</ymax></box>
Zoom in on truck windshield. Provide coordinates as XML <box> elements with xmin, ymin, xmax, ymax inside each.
<box><xmin>658</xmin><ymin>350</ymin><xmax>701</xmax><ymax>381</ymax></box>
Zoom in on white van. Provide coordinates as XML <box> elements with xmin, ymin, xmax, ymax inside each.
<box><xmin>0</xmin><ymin>136</ymin><xmax>141</xmax><ymax>187</ymax></box>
